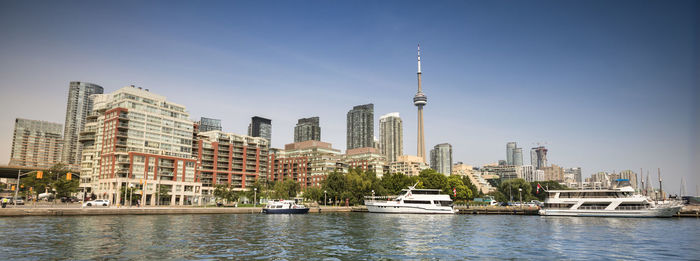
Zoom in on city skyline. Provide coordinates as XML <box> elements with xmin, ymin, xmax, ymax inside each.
<box><xmin>0</xmin><ymin>1</ymin><xmax>697</xmax><ymax>193</ymax></box>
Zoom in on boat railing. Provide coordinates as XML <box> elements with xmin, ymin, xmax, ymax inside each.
<box><xmin>364</xmin><ymin>195</ymin><xmax>397</xmax><ymax>203</ymax></box>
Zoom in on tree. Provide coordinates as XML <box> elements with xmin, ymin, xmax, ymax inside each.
<box><xmin>322</xmin><ymin>171</ymin><xmax>346</xmax><ymax>205</ymax></box>
<box><xmin>119</xmin><ymin>185</ymin><xmax>142</xmax><ymax>205</ymax></box>
<box><xmin>243</xmin><ymin>179</ymin><xmax>265</xmax><ymax>204</ymax></box>
<box><xmin>530</xmin><ymin>181</ymin><xmax>569</xmax><ymax>201</ymax></box>
<box><xmin>498</xmin><ymin>178</ymin><xmax>532</xmax><ymax>202</ymax></box>
<box><xmin>213</xmin><ymin>185</ymin><xmax>240</xmax><ymax>204</ymax></box>
<box><xmin>272</xmin><ymin>179</ymin><xmax>300</xmax><ymax>199</ymax></box>
<box><xmin>418</xmin><ymin>169</ymin><xmax>448</xmax><ymax>190</ymax></box>
<box><xmin>157</xmin><ymin>184</ymin><xmax>171</xmax><ymax>205</ymax></box>
<box><xmin>445</xmin><ymin>175</ymin><xmax>472</xmax><ymax>201</ymax></box>
<box><xmin>19</xmin><ymin>163</ymin><xmax>78</xmax><ymax>199</ymax></box>
<box><xmin>461</xmin><ymin>175</ymin><xmax>481</xmax><ymax>199</ymax></box>
<box><xmin>302</xmin><ymin>186</ymin><xmax>323</xmax><ymax>203</ymax></box>
<box><xmin>380</xmin><ymin>172</ymin><xmax>417</xmax><ymax>195</ymax></box>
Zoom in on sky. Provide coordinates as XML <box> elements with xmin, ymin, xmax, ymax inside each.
<box><xmin>0</xmin><ymin>1</ymin><xmax>698</xmax><ymax>194</ymax></box>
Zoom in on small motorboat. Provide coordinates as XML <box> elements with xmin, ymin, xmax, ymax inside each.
<box><xmin>262</xmin><ymin>200</ymin><xmax>310</xmax><ymax>214</ymax></box>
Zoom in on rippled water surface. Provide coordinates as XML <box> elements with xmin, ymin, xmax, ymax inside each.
<box><xmin>0</xmin><ymin>213</ymin><xmax>697</xmax><ymax>260</ymax></box>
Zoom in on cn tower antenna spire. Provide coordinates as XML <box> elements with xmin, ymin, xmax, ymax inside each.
<box><xmin>417</xmin><ymin>44</ymin><xmax>422</xmax><ymax>75</ymax></box>
<box><xmin>413</xmin><ymin>43</ymin><xmax>427</xmax><ymax>162</ymax></box>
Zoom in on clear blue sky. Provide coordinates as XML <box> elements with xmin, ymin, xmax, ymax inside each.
<box><xmin>1</xmin><ymin>1</ymin><xmax>698</xmax><ymax>194</ymax></box>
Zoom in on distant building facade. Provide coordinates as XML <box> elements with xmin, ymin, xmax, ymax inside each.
<box><xmin>506</xmin><ymin>142</ymin><xmax>516</xmax><ymax>165</ymax></box>
<box><xmin>195</xmin><ymin>131</ymin><xmax>269</xmax><ymax>204</ymax></box>
<box><xmin>61</xmin><ymin>81</ymin><xmax>104</xmax><ymax>171</ymax></box>
<box><xmin>541</xmin><ymin>164</ymin><xmax>564</xmax><ymax>182</ymax></box>
<box><xmin>248</xmin><ymin>116</ymin><xmax>271</xmax><ymax>144</ymax></box>
<box><xmin>530</xmin><ymin>146</ymin><xmax>548</xmax><ymax>169</ymax></box>
<box><xmin>268</xmin><ymin>140</ymin><xmax>341</xmax><ymax>188</ymax></box>
<box><xmin>430</xmin><ymin>143</ymin><xmax>452</xmax><ymax>175</ymax></box>
<box><xmin>513</xmin><ymin>148</ymin><xmax>523</xmax><ymax>166</ymax></box>
<box><xmin>564</xmin><ymin>167</ymin><xmax>582</xmax><ymax>184</ymax></box>
<box><xmin>340</xmin><ymin>147</ymin><xmax>388</xmax><ymax>178</ymax></box>
<box><xmin>346</xmin><ymin>104</ymin><xmax>374</xmax><ymax>150</ymax></box>
<box><xmin>9</xmin><ymin>118</ymin><xmax>63</xmax><ymax>168</ymax></box>
<box><xmin>390</xmin><ymin>155</ymin><xmax>429</xmax><ymax>176</ymax></box>
<box><xmin>294</xmin><ymin>117</ymin><xmax>321</xmax><ymax>142</ymax></box>
<box><xmin>198</xmin><ymin>117</ymin><xmax>222</xmax><ymax>132</ymax></box>
<box><xmin>453</xmin><ymin>163</ymin><xmax>495</xmax><ymax>194</ymax></box>
<box><xmin>378</xmin><ymin>112</ymin><xmax>403</xmax><ymax>162</ymax></box>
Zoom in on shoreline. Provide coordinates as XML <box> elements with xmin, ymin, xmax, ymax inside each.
<box><xmin>0</xmin><ymin>205</ymin><xmax>698</xmax><ymax>217</ymax></box>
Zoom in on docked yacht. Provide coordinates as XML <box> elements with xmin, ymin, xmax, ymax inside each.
<box><xmin>262</xmin><ymin>200</ymin><xmax>310</xmax><ymax>214</ymax></box>
<box><xmin>539</xmin><ymin>179</ymin><xmax>683</xmax><ymax>217</ymax></box>
<box><xmin>365</xmin><ymin>183</ymin><xmax>456</xmax><ymax>214</ymax></box>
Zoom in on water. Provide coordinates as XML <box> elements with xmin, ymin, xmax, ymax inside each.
<box><xmin>0</xmin><ymin>213</ymin><xmax>697</xmax><ymax>260</ymax></box>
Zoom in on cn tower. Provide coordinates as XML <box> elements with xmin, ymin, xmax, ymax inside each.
<box><xmin>413</xmin><ymin>44</ymin><xmax>427</xmax><ymax>162</ymax></box>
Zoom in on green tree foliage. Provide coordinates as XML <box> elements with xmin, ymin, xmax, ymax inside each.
<box><xmin>302</xmin><ymin>186</ymin><xmax>323</xmax><ymax>203</ymax></box>
<box><xmin>498</xmin><ymin>178</ymin><xmax>535</xmax><ymax>202</ymax></box>
<box><xmin>321</xmin><ymin>169</ymin><xmax>388</xmax><ymax>206</ymax></box>
<box><xmin>243</xmin><ymin>179</ymin><xmax>265</xmax><ymax>203</ymax></box>
<box><xmin>272</xmin><ymin>179</ymin><xmax>300</xmax><ymax>199</ymax></box>
<box><xmin>461</xmin><ymin>175</ymin><xmax>481</xmax><ymax>199</ymax></box>
<box><xmin>417</xmin><ymin>169</ymin><xmax>447</xmax><ymax>189</ymax></box>
<box><xmin>119</xmin><ymin>185</ymin><xmax>142</xmax><ymax>205</ymax></box>
<box><xmin>445</xmin><ymin>175</ymin><xmax>472</xmax><ymax>201</ymax></box>
<box><xmin>530</xmin><ymin>181</ymin><xmax>569</xmax><ymax>201</ymax></box>
<box><xmin>213</xmin><ymin>185</ymin><xmax>240</xmax><ymax>203</ymax></box>
<box><xmin>157</xmin><ymin>184</ymin><xmax>171</xmax><ymax>205</ymax></box>
<box><xmin>380</xmin><ymin>172</ymin><xmax>418</xmax><ymax>195</ymax></box>
<box><xmin>322</xmin><ymin>171</ymin><xmax>346</xmax><ymax>204</ymax></box>
<box><xmin>487</xmin><ymin>190</ymin><xmax>507</xmax><ymax>203</ymax></box>
<box><xmin>20</xmin><ymin>164</ymin><xmax>78</xmax><ymax>199</ymax></box>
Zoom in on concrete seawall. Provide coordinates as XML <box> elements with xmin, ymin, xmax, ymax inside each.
<box><xmin>0</xmin><ymin>206</ymin><xmax>353</xmax><ymax>217</ymax></box>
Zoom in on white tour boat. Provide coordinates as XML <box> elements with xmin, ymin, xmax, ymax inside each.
<box><xmin>365</xmin><ymin>183</ymin><xmax>456</xmax><ymax>214</ymax></box>
<box><xmin>539</xmin><ymin>179</ymin><xmax>683</xmax><ymax>217</ymax></box>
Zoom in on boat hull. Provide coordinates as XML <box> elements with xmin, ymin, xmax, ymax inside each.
<box><xmin>262</xmin><ymin>208</ymin><xmax>310</xmax><ymax>214</ymax></box>
<box><xmin>538</xmin><ymin>206</ymin><xmax>682</xmax><ymax>218</ymax></box>
<box><xmin>366</xmin><ymin>203</ymin><xmax>455</xmax><ymax>214</ymax></box>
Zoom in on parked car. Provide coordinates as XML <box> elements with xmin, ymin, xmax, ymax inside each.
<box><xmin>82</xmin><ymin>199</ymin><xmax>110</xmax><ymax>207</ymax></box>
<box><xmin>60</xmin><ymin>196</ymin><xmax>79</xmax><ymax>203</ymax></box>
<box><xmin>529</xmin><ymin>200</ymin><xmax>543</xmax><ymax>207</ymax></box>
<box><xmin>12</xmin><ymin>197</ymin><xmax>24</xmax><ymax>205</ymax></box>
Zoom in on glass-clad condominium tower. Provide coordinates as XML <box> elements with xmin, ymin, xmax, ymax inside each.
<box><xmin>346</xmin><ymin>104</ymin><xmax>374</xmax><ymax>150</ymax></box>
<box><xmin>62</xmin><ymin>81</ymin><xmax>103</xmax><ymax>171</ymax></box>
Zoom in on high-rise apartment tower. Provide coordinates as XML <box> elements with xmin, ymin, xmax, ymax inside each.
<box><xmin>9</xmin><ymin>118</ymin><xmax>63</xmax><ymax>168</ymax></box>
<box><xmin>346</xmin><ymin>104</ymin><xmax>374</xmax><ymax>150</ymax></box>
<box><xmin>294</xmin><ymin>117</ymin><xmax>321</xmax><ymax>142</ymax></box>
<box><xmin>61</xmin><ymin>81</ymin><xmax>103</xmax><ymax>170</ymax></box>
<box><xmin>430</xmin><ymin>143</ymin><xmax>452</xmax><ymax>175</ymax></box>
<box><xmin>378</xmin><ymin>112</ymin><xmax>403</xmax><ymax>162</ymax></box>
<box><xmin>248</xmin><ymin>116</ymin><xmax>272</xmax><ymax>144</ymax></box>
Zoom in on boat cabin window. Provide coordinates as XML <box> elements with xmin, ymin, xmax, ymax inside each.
<box><xmin>411</xmin><ymin>190</ymin><xmax>440</xmax><ymax>195</ymax></box>
<box><xmin>436</xmin><ymin>201</ymin><xmax>453</xmax><ymax>207</ymax></box>
<box><xmin>544</xmin><ymin>203</ymin><xmax>574</xmax><ymax>209</ymax></box>
<box><xmin>403</xmin><ymin>200</ymin><xmax>431</xmax><ymax>204</ymax></box>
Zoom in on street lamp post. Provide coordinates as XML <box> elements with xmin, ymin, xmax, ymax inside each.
<box><xmin>324</xmin><ymin>190</ymin><xmax>327</xmax><ymax>207</ymax></box>
<box><xmin>254</xmin><ymin>188</ymin><xmax>257</xmax><ymax>207</ymax></box>
<box><xmin>518</xmin><ymin>188</ymin><xmax>522</xmax><ymax>208</ymax></box>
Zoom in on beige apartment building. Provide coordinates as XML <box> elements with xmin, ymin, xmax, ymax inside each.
<box><xmin>79</xmin><ymin>86</ymin><xmax>201</xmax><ymax>205</ymax></box>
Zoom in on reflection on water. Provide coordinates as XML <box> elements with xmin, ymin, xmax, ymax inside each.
<box><xmin>0</xmin><ymin>214</ymin><xmax>697</xmax><ymax>260</ymax></box>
